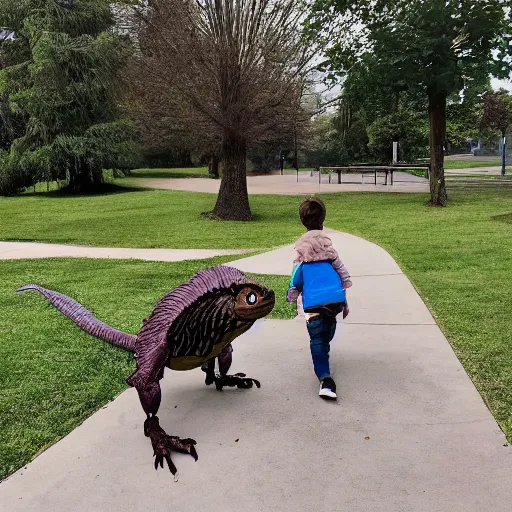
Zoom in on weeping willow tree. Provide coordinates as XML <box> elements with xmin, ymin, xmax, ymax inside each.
<box><xmin>127</xmin><ymin>0</ymin><xmax>317</xmax><ymax>220</ymax></box>
<box><xmin>0</xmin><ymin>0</ymin><xmax>139</xmax><ymax>195</ymax></box>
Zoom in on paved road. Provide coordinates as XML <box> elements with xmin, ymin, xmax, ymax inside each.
<box><xmin>1</xmin><ymin>231</ymin><xmax>511</xmax><ymax>512</ymax></box>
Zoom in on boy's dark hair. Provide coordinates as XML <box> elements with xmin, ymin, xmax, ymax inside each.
<box><xmin>299</xmin><ymin>197</ymin><xmax>326</xmax><ymax>230</ymax></box>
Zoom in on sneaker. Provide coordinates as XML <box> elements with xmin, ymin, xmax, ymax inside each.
<box><xmin>319</xmin><ymin>377</ymin><xmax>337</xmax><ymax>400</ymax></box>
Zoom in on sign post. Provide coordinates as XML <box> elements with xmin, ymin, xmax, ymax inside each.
<box><xmin>392</xmin><ymin>142</ymin><xmax>398</xmax><ymax>164</ymax></box>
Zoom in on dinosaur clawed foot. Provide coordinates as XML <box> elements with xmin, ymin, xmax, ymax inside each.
<box><xmin>144</xmin><ymin>415</ymin><xmax>198</xmax><ymax>479</ymax></box>
<box><xmin>211</xmin><ymin>372</ymin><xmax>261</xmax><ymax>392</ymax></box>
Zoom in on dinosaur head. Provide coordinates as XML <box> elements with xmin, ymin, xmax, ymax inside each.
<box><xmin>233</xmin><ymin>283</ymin><xmax>275</xmax><ymax>320</ymax></box>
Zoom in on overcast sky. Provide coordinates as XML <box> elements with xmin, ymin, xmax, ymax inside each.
<box><xmin>318</xmin><ymin>75</ymin><xmax>512</xmax><ymax>104</ymax></box>
<box><xmin>491</xmin><ymin>77</ymin><xmax>512</xmax><ymax>91</ymax></box>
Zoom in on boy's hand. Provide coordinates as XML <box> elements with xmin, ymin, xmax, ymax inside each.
<box><xmin>287</xmin><ymin>287</ymin><xmax>299</xmax><ymax>302</ymax></box>
<box><xmin>342</xmin><ymin>303</ymin><xmax>349</xmax><ymax>319</ymax></box>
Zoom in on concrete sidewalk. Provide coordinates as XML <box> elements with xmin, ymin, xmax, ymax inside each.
<box><xmin>1</xmin><ymin>232</ymin><xmax>511</xmax><ymax>512</ymax></box>
<box><xmin>0</xmin><ymin>241</ymin><xmax>252</xmax><ymax>261</ymax></box>
<box><xmin>135</xmin><ymin>173</ymin><xmax>430</xmax><ymax>194</ymax></box>
<box><xmin>445</xmin><ymin>166</ymin><xmax>509</xmax><ymax>175</ymax></box>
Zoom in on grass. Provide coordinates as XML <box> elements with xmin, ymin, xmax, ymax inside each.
<box><xmin>444</xmin><ymin>159</ymin><xmax>502</xmax><ymax>169</ymax></box>
<box><xmin>398</xmin><ymin>169</ymin><xmax>428</xmax><ymax>178</ymax></box>
<box><xmin>2</xmin><ymin>184</ymin><xmax>512</xmax><ymax>477</ymax></box>
<box><xmin>0</xmin><ymin>187</ymin><xmax>305</xmax><ymax>249</ymax></box>
<box><xmin>446</xmin><ymin>174</ymin><xmax>512</xmax><ymax>180</ymax></box>
<box><xmin>127</xmin><ymin>167</ymin><xmax>211</xmax><ymax>179</ymax></box>
<box><xmin>493</xmin><ymin>212</ymin><xmax>512</xmax><ymax>224</ymax></box>
<box><xmin>322</xmin><ymin>191</ymin><xmax>512</xmax><ymax>444</ymax></box>
<box><xmin>0</xmin><ymin>256</ymin><xmax>294</xmax><ymax>479</ymax></box>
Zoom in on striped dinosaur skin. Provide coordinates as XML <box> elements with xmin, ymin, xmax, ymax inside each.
<box><xmin>17</xmin><ymin>265</ymin><xmax>275</xmax><ymax>478</ymax></box>
<box><xmin>168</xmin><ymin>294</ymin><xmax>252</xmax><ymax>371</ymax></box>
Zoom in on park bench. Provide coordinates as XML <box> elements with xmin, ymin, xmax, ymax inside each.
<box><xmin>317</xmin><ymin>165</ymin><xmax>430</xmax><ymax>185</ymax></box>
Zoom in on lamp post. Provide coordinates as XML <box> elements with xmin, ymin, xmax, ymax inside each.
<box><xmin>502</xmin><ymin>136</ymin><xmax>506</xmax><ymax>176</ymax></box>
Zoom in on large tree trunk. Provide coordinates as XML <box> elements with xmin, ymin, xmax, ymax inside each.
<box><xmin>428</xmin><ymin>91</ymin><xmax>448</xmax><ymax>206</ymax></box>
<box><xmin>66</xmin><ymin>159</ymin><xmax>104</xmax><ymax>194</ymax></box>
<box><xmin>210</xmin><ymin>136</ymin><xmax>251</xmax><ymax>220</ymax></box>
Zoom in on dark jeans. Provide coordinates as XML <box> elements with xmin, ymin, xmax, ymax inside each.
<box><xmin>306</xmin><ymin>314</ymin><xmax>337</xmax><ymax>381</ymax></box>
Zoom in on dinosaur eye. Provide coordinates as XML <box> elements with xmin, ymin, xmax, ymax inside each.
<box><xmin>245</xmin><ymin>292</ymin><xmax>257</xmax><ymax>305</ymax></box>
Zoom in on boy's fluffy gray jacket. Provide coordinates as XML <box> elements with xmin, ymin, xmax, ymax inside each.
<box><xmin>293</xmin><ymin>230</ymin><xmax>352</xmax><ymax>289</ymax></box>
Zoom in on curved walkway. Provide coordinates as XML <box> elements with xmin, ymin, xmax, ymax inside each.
<box><xmin>445</xmin><ymin>165</ymin><xmax>509</xmax><ymax>175</ymax></box>
<box><xmin>0</xmin><ymin>241</ymin><xmax>252</xmax><ymax>261</ymax></box>
<box><xmin>1</xmin><ymin>231</ymin><xmax>511</xmax><ymax>512</ymax></box>
<box><xmin>135</xmin><ymin>172</ymin><xmax>430</xmax><ymax>195</ymax></box>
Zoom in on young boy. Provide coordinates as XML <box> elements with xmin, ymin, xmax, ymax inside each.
<box><xmin>287</xmin><ymin>197</ymin><xmax>352</xmax><ymax>400</ymax></box>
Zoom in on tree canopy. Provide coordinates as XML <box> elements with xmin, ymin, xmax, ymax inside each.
<box><xmin>481</xmin><ymin>89</ymin><xmax>512</xmax><ymax>137</ymax></box>
<box><xmin>126</xmin><ymin>0</ymin><xmax>317</xmax><ymax>220</ymax></box>
<box><xmin>480</xmin><ymin>89</ymin><xmax>512</xmax><ymax>174</ymax></box>
<box><xmin>0</xmin><ymin>0</ymin><xmax>139</xmax><ymax>195</ymax></box>
<box><xmin>308</xmin><ymin>0</ymin><xmax>512</xmax><ymax>205</ymax></box>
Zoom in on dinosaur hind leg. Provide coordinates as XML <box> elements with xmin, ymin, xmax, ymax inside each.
<box><xmin>201</xmin><ymin>358</ymin><xmax>216</xmax><ymax>385</ymax></box>
<box><xmin>202</xmin><ymin>343</ymin><xmax>233</xmax><ymax>386</ymax></box>
<box><xmin>218</xmin><ymin>343</ymin><xmax>233</xmax><ymax>376</ymax></box>
<box><xmin>210</xmin><ymin>343</ymin><xmax>261</xmax><ymax>392</ymax></box>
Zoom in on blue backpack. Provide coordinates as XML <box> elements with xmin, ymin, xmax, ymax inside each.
<box><xmin>289</xmin><ymin>261</ymin><xmax>346</xmax><ymax>311</ymax></box>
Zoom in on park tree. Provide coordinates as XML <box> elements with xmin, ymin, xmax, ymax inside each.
<box><xmin>307</xmin><ymin>0</ymin><xmax>512</xmax><ymax>206</ymax></box>
<box><xmin>340</xmin><ymin>55</ymin><xmax>428</xmax><ymax>129</ymax></box>
<box><xmin>367</xmin><ymin>107</ymin><xmax>429</xmax><ymax>163</ymax></box>
<box><xmin>335</xmin><ymin>59</ymin><xmax>429</xmax><ymax>163</ymax></box>
<box><xmin>0</xmin><ymin>0</ymin><xmax>138</xmax><ymax>195</ymax></box>
<box><xmin>126</xmin><ymin>0</ymin><xmax>317</xmax><ymax>220</ymax></box>
<box><xmin>480</xmin><ymin>89</ymin><xmax>512</xmax><ymax>175</ymax></box>
<box><xmin>0</xmin><ymin>27</ymin><xmax>26</xmax><ymax>152</ymax></box>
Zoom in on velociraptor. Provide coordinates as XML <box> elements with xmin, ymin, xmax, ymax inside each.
<box><xmin>17</xmin><ymin>265</ymin><xmax>275</xmax><ymax>478</ymax></box>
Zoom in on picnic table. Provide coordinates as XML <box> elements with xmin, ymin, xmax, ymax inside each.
<box><xmin>317</xmin><ymin>165</ymin><xmax>430</xmax><ymax>185</ymax></box>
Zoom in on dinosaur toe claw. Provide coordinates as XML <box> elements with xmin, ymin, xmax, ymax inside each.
<box><xmin>146</xmin><ymin>416</ymin><xmax>198</xmax><ymax>477</ymax></box>
<box><xmin>213</xmin><ymin>374</ymin><xmax>261</xmax><ymax>391</ymax></box>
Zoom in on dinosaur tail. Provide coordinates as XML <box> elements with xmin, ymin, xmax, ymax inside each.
<box><xmin>17</xmin><ymin>284</ymin><xmax>136</xmax><ymax>352</ymax></box>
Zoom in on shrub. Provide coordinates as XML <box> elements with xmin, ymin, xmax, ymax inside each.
<box><xmin>367</xmin><ymin>107</ymin><xmax>429</xmax><ymax>162</ymax></box>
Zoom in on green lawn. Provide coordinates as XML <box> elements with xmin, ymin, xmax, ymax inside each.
<box><xmin>2</xmin><ymin>184</ymin><xmax>512</xmax><ymax>478</ymax></box>
<box><xmin>0</xmin><ymin>188</ymin><xmax>305</xmax><ymax>249</ymax></box>
<box><xmin>446</xmin><ymin>174</ymin><xmax>512</xmax><ymax>180</ymax></box>
<box><xmin>0</xmin><ymin>256</ymin><xmax>294</xmax><ymax>478</ymax></box>
<box><xmin>444</xmin><ymin>159</ymin><xmax>502</xmax><ymax>169</ymax></box>
<box><xmin>494</xmin><ymin>212</ymin><xmax>512</xmax><ymax>224</ymax></box>
<box><xmin>128</xmin><ymin>167</ymin><xmax>210</xmax><ymax>179</ymax></box>
<box><xmin>398</xmin><ymin>169</ymin><xmax>428</xmax><ymax>178</ymax></box>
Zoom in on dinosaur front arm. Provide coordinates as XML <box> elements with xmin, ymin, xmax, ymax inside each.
<box><xmin>127</xmin><ymin>338</ymin><xmax>198</xmax><ymax>477</ymax></box>
<box><xmin>144</xmin><ymin>416</ymin><xmax>197</xmax><ymax>476</ymax></box>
